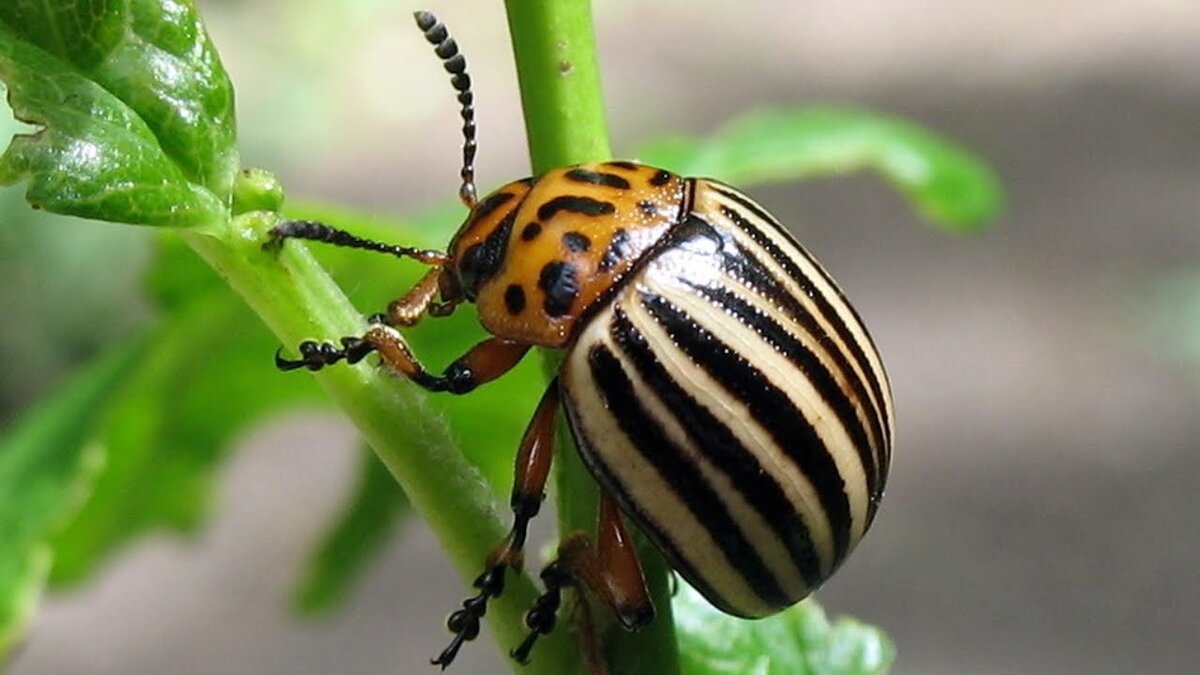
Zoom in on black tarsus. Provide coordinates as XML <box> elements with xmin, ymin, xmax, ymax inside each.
<box><xmin>509</xmin><ymin>562</ymin><xmax>571</xmax><ymax>665</ymax></box>
<box><xmin>414</xmin><ymin>11</ymin><xmax>479</xmax><ymax>208</ymax></box>
<box><xmin>430</xmin><ymin>566</ymin><xmax>508</xmax><ymax>669</ymax></box>
<box><xmin>274</xmin><ymin>337</ymin><xmax>376</xmax><ymax>372</ymax></box>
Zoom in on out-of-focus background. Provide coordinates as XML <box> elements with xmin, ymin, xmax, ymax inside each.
<box><xmin>4</xmin><ymin>0</ymin><xmax>1199</xmax><ymax>673</ymax></box>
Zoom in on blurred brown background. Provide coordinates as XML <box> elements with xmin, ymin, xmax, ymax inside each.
<box><xmin>7</xmin><ymin>0</ymin><xmax>1200</xmax><ymax>673</ymax></box>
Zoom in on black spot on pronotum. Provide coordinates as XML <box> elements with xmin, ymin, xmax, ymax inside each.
<box><xmin>504</xmin><ymin>284</ymin><xmax>526</xmax><ymax>314</ymax></box>
<box><xmin>538</xmin><ymin>261</ymin><xmax>580</xmax><ymax>317</ymax></box>
<box><xmin>521</xmin><ymin>222</ymin><xmax>542</xmax><ymax>241</ymax></box>
<box><xmin>565</xmin><ymin>168</ymin><xmax>632</xmax><ymax>190</ymax></box>
<box><xmin>562</xmin><ymin>232</ymin><xmax>592</xmax><ymax>252</ymax></box>
<box><xmin>650</xmin><ymin>169</ymin><xmax>671</xmax><ymax>186</ymax></box>
<box><xmin>607</xmin><ymin>160</ymin><xmax>639</xmax><ymax>171</ymax></box>
<box><xmin>637</xmin><ymin>200</ymin><xmax>658</xmax><ymax>217</ymax></box>
<box><xmin>537</xmin><ymin>196</ymin><xmax>616</xmax><ymax>221</ymax></box>
<box><xmin>599</xmin><ymin>228</ymin><xmax>632</xmax><ymax>272</ymax></box>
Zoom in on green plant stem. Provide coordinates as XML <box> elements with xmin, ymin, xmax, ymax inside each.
<box><xmin>179</xmin><ymin>217</ymin><xmax>575</xmax><ymax>675</ymax></box>
<box><xmin>505</xmin><ymin>0</ymin><xmax>612</xmax><ymax>168</ymax></box>
<box><xmin>505</xmin><ymin>1</ymin><xmax>681</xmax><ymax>674</ymax></box>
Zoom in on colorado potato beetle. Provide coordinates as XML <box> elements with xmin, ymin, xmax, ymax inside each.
<box><xmin>270</xmin><ymin>10</ymin><xmax>893</xmax><ymax>669</ymax></box>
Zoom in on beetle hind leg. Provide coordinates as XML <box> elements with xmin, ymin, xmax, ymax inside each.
<box><xmin>430</xmin><ymin>382</ymin><xmax>560</xmax><ymax>668</ymax></box>
<box><xmin>510</xmin><ymin>495</ymin><xmax>655</xmax><ymax>666</ymax></box>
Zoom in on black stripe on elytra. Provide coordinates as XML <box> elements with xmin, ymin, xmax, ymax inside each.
<box><xmin>714</xmin><ymin>201</ymin><xmax>892</xmax><ymax>494</ymax></box>
<box><xmin>456</xmin><ymin>210</ymin><xmax>515</xmax><ymax>300</ymax></box>
<box><xmin>537</xmin><ymin>195</ymin><xmax>616</xmax><ymax>221</ymax></box>
<box><xmin>610</xmin><ymin>307</ymin><xmax>823</xmax><ymax>588</ymax></box>
<box><xmin>565</xmin><ymin>168</ymin><xmax>632</xmax><ymax>190</ymax></box>
<box><xmin>559</xmin><ymin>379</ymin><xmax>728</xmax><ymax>615</ymax></box>
<box><xmin>710</xmin><ymin>237</ymin><xmax>885</xmax><ymax>507</ymax></box>
<box><xmin>650</xmin><ymin>169</ymin><xmax>671</xmax><ymax>186</ymax></box>
<box><xmin>713</xmin><ymin>189</ymin><xmax>891</xmax><ymax>476</ymax></box>
<box><xmin>586</xmin><ymin>343</ymin><xmax>792</xmax><ymax>611</ymax></box>
<box><xmin>471</xmin><ymin>190</ymin><xmax>516</xmax><ymax>221</ymax></box>
<box><xmin>658</xmin><ymin>214</ymin><xmax>884</xmax><ymax>473</ymax></box>
<box><xmin>606</xmin><ymin>160</ymin><xmax>640</xmax><ymax>171</ymax></box>
<box><xmin>639</xmin><ymin>290</ymin><xmax>853</xmax><ymax>564</ymax></box>
<box><xmin>647</xmin><ymin>212</ymin><xmax>882</xmax><ymax>477</ymax></box>
<box><xmin>686</xmin><ymin>279</ymin><xmax>878</xmax><ymax>517</ymax></box>
<box><xmin>711</xmin><ymin>186</ymin><xmax>891</xmax><ymax>432</ymax></box>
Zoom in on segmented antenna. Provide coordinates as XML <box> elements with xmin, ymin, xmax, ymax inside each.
<box><xmin>413</xmin><ymin>11</ymin><xmax>479</xmax><ymax>208</ymax></box>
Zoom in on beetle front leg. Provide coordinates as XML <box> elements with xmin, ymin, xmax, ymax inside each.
<box><xmin>277</xmin><ymin>329</ymin><xmax>529</xmax><ymax>395</ymax></box>
<box><xmin>371</xmin><ymin>267</ymin><xmax>462</xmax><ymax>327</ymax></box>
<box><xmin>432</xmin><ymin>381</ymin><xmax>561</xmax><ymax>668</ymax></box>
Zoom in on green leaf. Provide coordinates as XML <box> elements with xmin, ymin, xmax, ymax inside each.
<box><xmin>636</xmin><ymin>106</ymin><xmax>1003</xmax><ymax>230</ymax></box>
<box><xmin>0</xmin><ymin>0</ymin><xmax>236</xmax><ymax>226</ymax></box>
<box><xmin>294</xmin><ymin>447</ymin><xmax>409</xmax><ymax>614</ymax></box>
<box><xmin>0</xmin><ymin>109</ymin><xmax>154</xmax><ymax>403</ymax></box>
<box><xmin>0</xmin><ymin>337</ymin><xmax>146</xmax><ymax>656</ymax></box>
<box><xmin>675</xmin><ymin>584</ymin><xmax>894</xmax><ymax>675</ymax></box>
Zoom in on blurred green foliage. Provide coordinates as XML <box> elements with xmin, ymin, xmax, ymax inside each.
<box><xmin>0</xmin><ymin>0</ymin><xmax>1005</xmax><ymax>670</ymax></box>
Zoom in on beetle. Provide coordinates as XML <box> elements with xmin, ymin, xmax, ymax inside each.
<box><xmin>268</xmin><ymin>10</ymin><xmax>893</xmax><ymax>669</ymax></box>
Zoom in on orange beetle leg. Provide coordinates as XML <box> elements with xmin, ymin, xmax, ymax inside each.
<box><xmin>381</xmin><ymin>267</ymin><xmax>446</xmax><ymax>327</ymax></box>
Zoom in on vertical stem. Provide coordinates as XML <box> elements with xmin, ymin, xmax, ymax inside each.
<box><xmin>504</xmin><ymin>2</ymin><xmax>681</xmax><ymax>674</ymax></box>
<box><xmin>504</xmin><ymin>0</ymin><xmax>611</xmax><ymax>170</ymax></box>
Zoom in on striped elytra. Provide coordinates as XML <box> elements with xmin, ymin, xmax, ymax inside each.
<box><xmin>269</xmin><ymin>10</ymin><xmax>892</xmax><ymax>670</ymax></box>
<box><xmin>559</xmin><ymin>176</ymin><xmax>893</xmax><ymax>618</ymax></box>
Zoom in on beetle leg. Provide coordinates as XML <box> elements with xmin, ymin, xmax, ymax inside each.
<box><xmin>432</xmin><ymin>382</ymin><xmax>560</xmax><ymax>668</ymax></box>
<box><xmin>510</xmin><ymin>495</ymin><xmax>655</xmax><ymax>665</ymax></box>
<box><xmin>375</xmin><ymin>267</ymin><xmax>447</xmax><ymax>326</ymax></box>
<box><xmin>371</xmin><ymin>330</ymin><xmax>530</xmax><ymax>393</ymax></box>
<box><xmin>367</xmin><ymin>267</ymin><xmax>463</xmax><ymax>326</ymax></box>
<box><xmin>277</xmin><ymin>330</ymin><xmax>529</xmax><ymax>395</ymax></box>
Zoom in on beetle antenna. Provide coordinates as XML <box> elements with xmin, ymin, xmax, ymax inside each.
<box><xmin>414</xmin><ymin>11</ymin><xmax>478</xmax><ymax>208</ymax></box>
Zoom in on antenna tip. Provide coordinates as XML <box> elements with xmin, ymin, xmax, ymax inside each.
<box><xmin>413</xmin><ymin>11</ymin><xmax>436</xmax><ymax>30</ymax></box>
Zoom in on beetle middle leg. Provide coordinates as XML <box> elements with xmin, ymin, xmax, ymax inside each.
<box><xmin>431</xmin><ymin>381</ymin><xmax>561</xmax><ymax>668</ymax></box>
<box><xmin>509</xmin><ymin>494</ymin><xmax>655</xmax><ymax>666</ymax></box>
